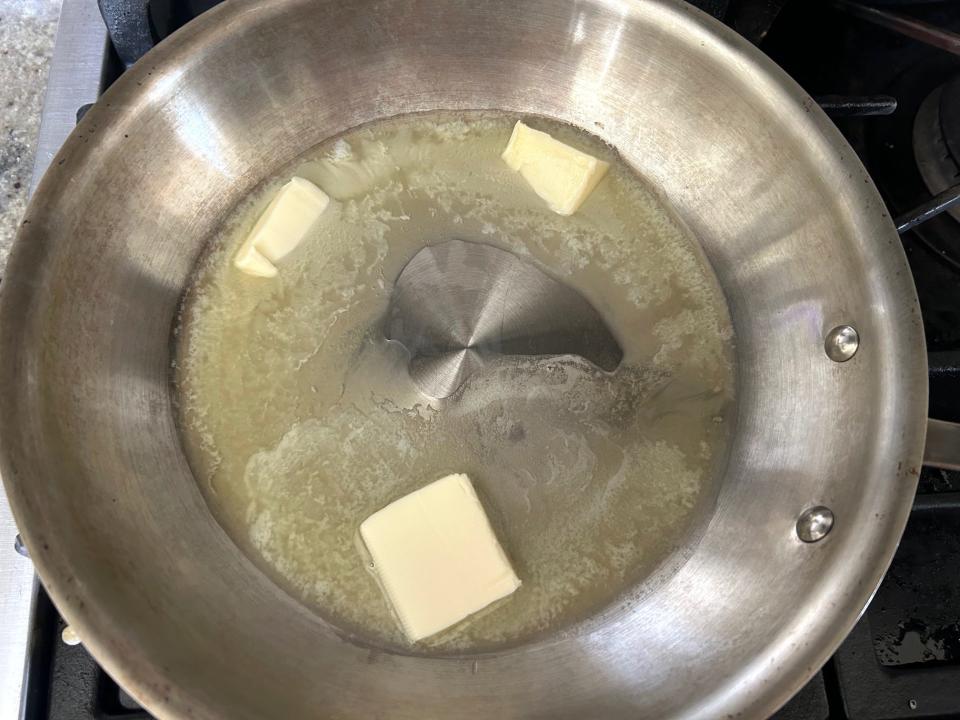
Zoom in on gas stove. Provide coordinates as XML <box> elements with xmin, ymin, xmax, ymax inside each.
<box><xmin>3</xmin><ymin>1</ymin><xmax>960</xmax><ymax>718</ymax></box>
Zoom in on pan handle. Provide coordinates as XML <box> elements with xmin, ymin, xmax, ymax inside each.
<box><xmin>924</xmin><ymin>350</ymin><xmax>960</xmax><ymax>470</ymax></box>
<box><xmin>924</xmin><ymin>419</ymin><xmax>960</xmax><ymax>471</ymax></box>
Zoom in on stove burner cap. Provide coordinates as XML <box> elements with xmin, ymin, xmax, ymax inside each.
<box><xmin>914</xmin><ymin>76</ymin><xmax>960</xmax><ymax>225</ymax></box>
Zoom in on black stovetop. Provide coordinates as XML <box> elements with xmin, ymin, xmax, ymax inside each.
<box><xmin>21</xmin><ymin>1</ymin><xmax>960</xmax><ymax>719</ymax></box>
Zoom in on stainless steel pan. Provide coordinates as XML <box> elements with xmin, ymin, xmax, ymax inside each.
<box><xmin>0</xmin><ymin>0</ymin><xmax>950</xmax><ymax>717</ymax></box>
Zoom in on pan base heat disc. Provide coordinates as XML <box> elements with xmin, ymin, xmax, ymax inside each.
<box><xmin>174</xmin><ymin>111</ymin><xmax>737</xmax><ymax>652</ymax></box>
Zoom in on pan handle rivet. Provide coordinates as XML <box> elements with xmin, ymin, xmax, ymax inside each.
<box><xmin>824</xmin><ymin>325</ymin><xmax>859</xmax><ymax>362</ymax></box>
<box><xmin>796</xmin><ymin>506</ymin><xmax>834</xmax><ymax>542</ymax></box>
<box><xmin>61</xmin><ymin>625</ymin><xmax>82</xmax><ymax>646</ymax></box>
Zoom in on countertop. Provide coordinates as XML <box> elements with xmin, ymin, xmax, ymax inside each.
<box><xmin>0</xmin><ymin>0</ymin><xmax>61</xmax><ymax>275</ymax></box>
<box><xmin>1</xmin><ymin>3</ymin><xmax>61</xmax><ymax>718</ymax></box>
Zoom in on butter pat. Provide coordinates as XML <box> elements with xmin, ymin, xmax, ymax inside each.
<box><xmin>233</xmin><ymin>177</ymin><xmax>330</xmax><ymax>277</ymax></box>
<box><xmin>501</xmin><ymin>121</ymin><xmax>609</xmax><ymax>215</ymax></box>
<box><xmin>360</xmin><ymin>474</ymin><xmax>521</xmax><ymax>642</ymax></box>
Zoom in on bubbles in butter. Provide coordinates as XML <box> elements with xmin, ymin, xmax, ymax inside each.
<box><xmin>174</xmin><ymin>112</ymin><xmax>736</xmax><ymax>652</ymax></box>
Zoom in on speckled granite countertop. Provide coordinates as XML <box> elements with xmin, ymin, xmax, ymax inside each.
<box><xmin>0</xmin><ymin>0</ymin><xmax>61</xmax><ymax>275</ymax></box>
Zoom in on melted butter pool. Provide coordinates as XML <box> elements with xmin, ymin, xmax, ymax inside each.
<box><xmin>175</xmin><ymin>112</ymin><xmax>736</xmax><ymax>652</ymax></box>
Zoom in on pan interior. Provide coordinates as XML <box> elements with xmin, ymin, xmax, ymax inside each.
<box><xmin>174</xmin><ymin>111</ymin><xmax>737</xmax><ymax>652</ymax></box>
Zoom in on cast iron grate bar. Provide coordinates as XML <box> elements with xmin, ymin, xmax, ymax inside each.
<box><xmin>896</xmin><ymin>184</ymin><xmax>960</xmax><ymax>234</ymax></box>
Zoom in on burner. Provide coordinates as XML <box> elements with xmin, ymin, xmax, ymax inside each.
<box><xmin>914</xmin><ymin>76</ymin><xmax>960</xmax><ymax>229</ymax></box>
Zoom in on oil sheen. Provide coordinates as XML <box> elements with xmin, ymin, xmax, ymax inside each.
<box><xmin>174</xmin><ymin>112</ymin><xmax>736</xmax><ymax>652</ymax></box>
